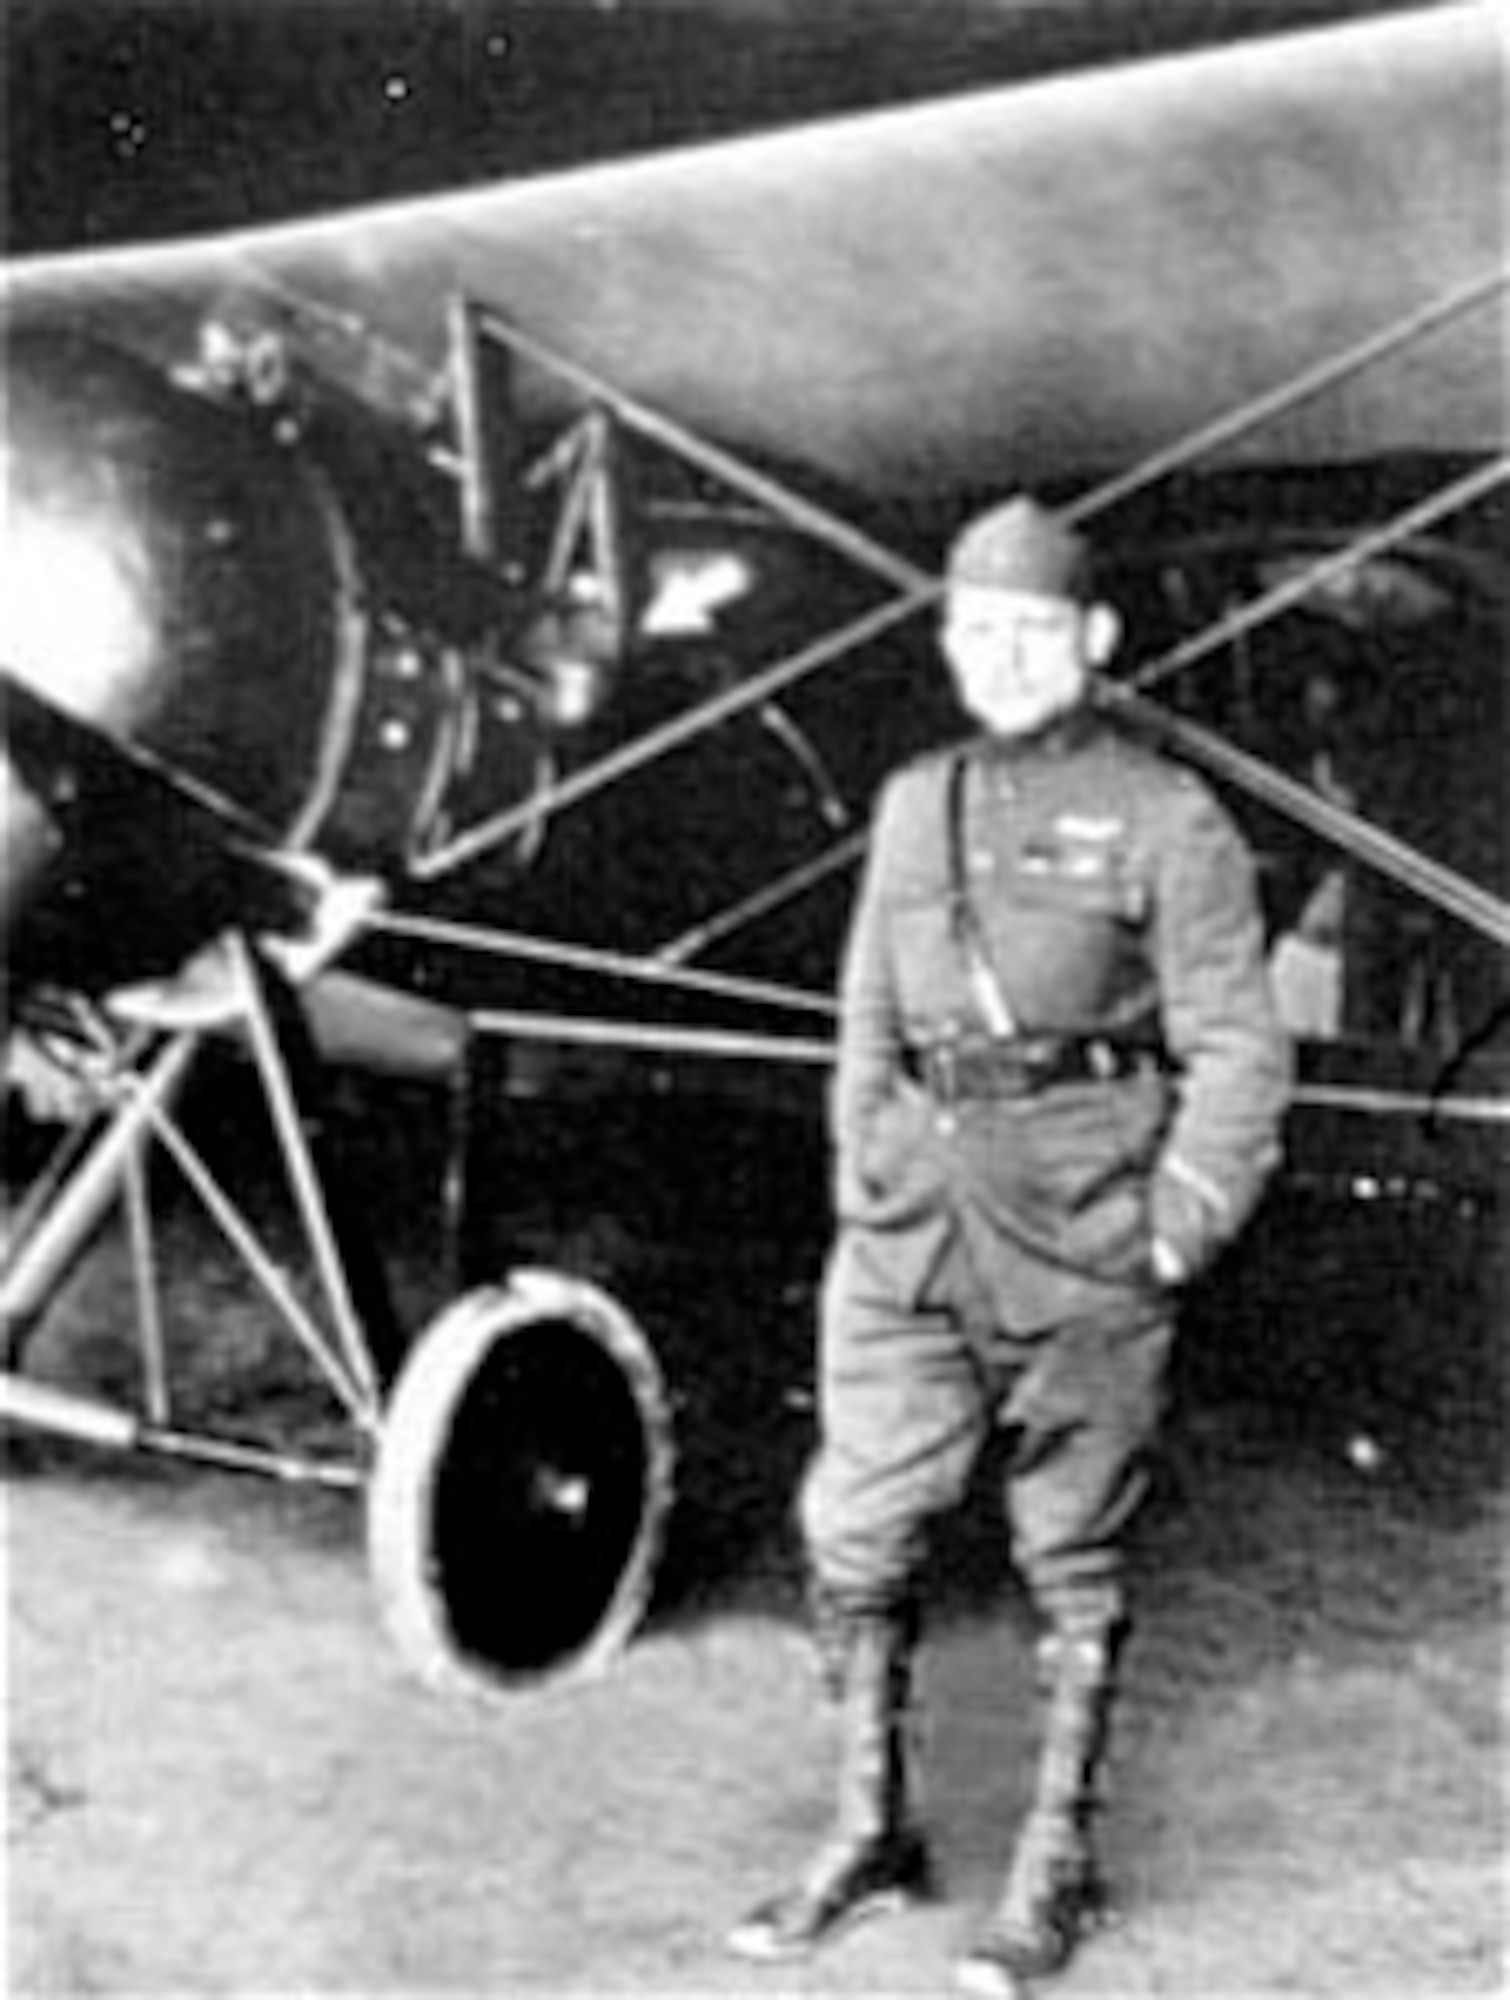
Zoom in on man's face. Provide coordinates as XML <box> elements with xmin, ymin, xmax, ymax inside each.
<box><xmin>941</xmin><ymin>584</ymin><xmax>1094</xmax><ymax>739</ymax></box>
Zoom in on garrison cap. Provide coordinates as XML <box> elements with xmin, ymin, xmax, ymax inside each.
<box><xmin>946</xmin><ymin>494</ymin><xmax>1092</xmax><ymax>602</ymax></box>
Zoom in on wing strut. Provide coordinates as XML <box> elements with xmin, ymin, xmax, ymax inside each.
<box><xmin>1115</xmin><ymin>458</ymin><xmax>1510</xmax><ymax>950</ymax></box>
<box><xmin>413</xmin><ymin>271</ymin><xmax>1508</xmax><ymax>950</ymax></box>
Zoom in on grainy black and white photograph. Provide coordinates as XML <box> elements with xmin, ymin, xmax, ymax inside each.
<box><xmin>2</xmin><ymin>3</ymin><xmax>1506</xmax><ymax>1994</ymax></box>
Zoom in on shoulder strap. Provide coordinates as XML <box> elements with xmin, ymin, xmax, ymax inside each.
<box><xmin>946</xmin><ymin>747</ymin><xmax>1018</xmax><ymax>1039</ymax></box>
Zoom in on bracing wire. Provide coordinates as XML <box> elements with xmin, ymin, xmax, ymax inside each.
<box><xmin>372</xmin><ymin>910</ymin><xmax>838</xmax><ymax>1019</ymax></box>
<box><xmin>412</xmin><ymin>270</ymin><xmax>1507</xmax><ymax>894</ymax></box>
<box><xmin>395</xmin><ymin>267</ymin><xmax>1507</xmax><ymax>1005</ymax></box>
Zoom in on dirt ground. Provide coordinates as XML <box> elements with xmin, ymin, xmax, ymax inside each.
<box><xmin>4</xmin><ymin>1153</ymin><xmax>1507</xmax><ymax>2000</ymax></box>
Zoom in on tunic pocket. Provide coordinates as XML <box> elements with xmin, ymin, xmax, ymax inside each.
<box><xmin>889</xmin><ymin>902</ymin><xmax>969</xmax><ymax>1025</ymax></box>
<box><xmin>976</xmin><ymin>867</ymin><xmax>1149</xmax><ymax>1030</ymax></box>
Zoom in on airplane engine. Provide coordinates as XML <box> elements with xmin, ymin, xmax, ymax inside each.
<box><xmin>1</xmin><ymin>322</ymin><xmax>536</xmax><ymax>1004</ymax></box>
<box><xmin>2</xmin><ymin>322</ymin><xmax>355</xmax><ymax>987</ymax></box>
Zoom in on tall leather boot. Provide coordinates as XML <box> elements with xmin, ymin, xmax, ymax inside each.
<box><xmin>728</xmin><ymin>1594</ymin><xmax>932</xmax><ymax>1961</ymax></box>
<box><xmin>955</xmin><ymin>1624</ymin><xmax>1122</xmax><ymax>1997</ymax></box>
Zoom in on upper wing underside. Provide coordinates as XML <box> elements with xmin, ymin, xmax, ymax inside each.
<box><xmin>5</xmin><ymin>6</ymin><xmax>1504</xmax><ymax>503</ymax></box>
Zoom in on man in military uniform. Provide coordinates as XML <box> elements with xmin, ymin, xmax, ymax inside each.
<box><xmin>729</xmin><ymin>496</ymin><xmax>1291</xmax><ymax>1995</ymax></box>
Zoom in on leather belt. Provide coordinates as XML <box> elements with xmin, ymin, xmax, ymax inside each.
<box><xmin>902</xmin><ymin>1035</ymin><xmax>1162</xmax><ymax>1102</ymax></box>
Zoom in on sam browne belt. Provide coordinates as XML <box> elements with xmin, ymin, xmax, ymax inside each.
<box><xmin>903</xmin><ymin>1035</ymin><xmax>1164</xmax><ymax>1102</ymax></box>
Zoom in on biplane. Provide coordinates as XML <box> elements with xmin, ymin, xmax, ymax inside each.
<box><xmin>2</xmin><ymin>0</ymin><xmax>1506</xmax><ymax>1702</ymax></box>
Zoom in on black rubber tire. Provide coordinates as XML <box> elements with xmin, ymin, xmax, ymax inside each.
<box><xmin>367</xmin><ymin>1268</ymin><xmax>674</xmax><ymax>1700</ymax></box>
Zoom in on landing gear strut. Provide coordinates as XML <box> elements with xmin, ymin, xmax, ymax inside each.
<box><xmin>1</xmin><ymin>935</ymin><xmax>675</xmax><ymax>1696</ymax></box>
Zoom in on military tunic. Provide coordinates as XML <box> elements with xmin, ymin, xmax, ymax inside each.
<box><xmin>802</xmin><ymin>708</ymin><xmax>1291</xmax><ymax>1629</ymax></box>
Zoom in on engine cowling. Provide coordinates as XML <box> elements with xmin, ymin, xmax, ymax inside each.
<box><xmin>0</xmin><ymin>322</ymin><xmax>541</xmax><ymax>1002</ymax></box>
<box><xmin>4</xmin><ymin>324</ymin><xmax>363</xmax><ymax>828</ymax></box>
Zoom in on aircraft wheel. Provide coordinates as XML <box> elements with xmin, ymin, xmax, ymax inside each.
<box><xmin>367</xmin><ymin>1269</ymin><xmax>674</xmax><ymax>1699</ymax></box>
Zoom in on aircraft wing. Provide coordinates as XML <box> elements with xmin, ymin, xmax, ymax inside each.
<box><xmin>2</xmin><ymin>1</ymin><xmax>1504</xmax><ymax>1713</ymax></box>
<box><xmin>4</xmin><ymin>4</ymin><xmax>1504</xmax><ymax>504</ymax></box>
<box><xmin>2</xmin><ymin>0</ymin><xmax>1504</xmax><ymax>1055</ymax></box>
